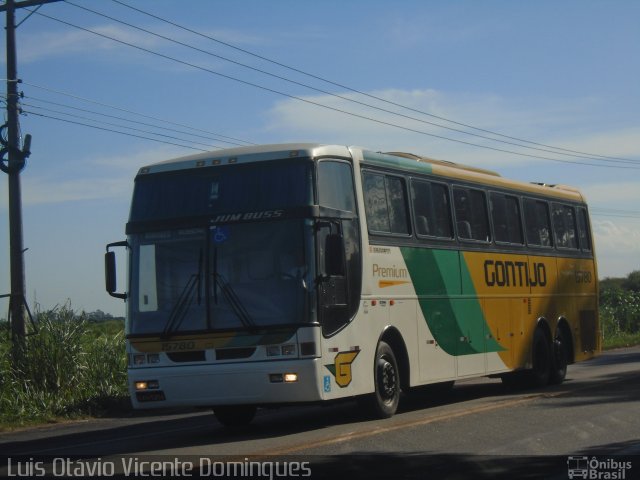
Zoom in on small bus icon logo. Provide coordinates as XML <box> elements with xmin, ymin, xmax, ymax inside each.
<box><xmin>567</xmin><ymin>456</ymin><xmax>589</xmax><ymax>479</ymax></box>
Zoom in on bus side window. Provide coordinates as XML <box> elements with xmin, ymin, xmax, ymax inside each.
<box><xmin>490</xmin><ymin>192</ymin><xmax>523</xmax><ymax>244</ymax></box>
<box><xmin>410</xmin><ymin>179</ymin><xmax>454</xmax><ymax>239</ymax></box>
<box><xmin>453</xmin><ymin>187</ymin><xmax>490</xmax><ymax>242</ymax></box>
<box><xmin>552</xmin><ymin>203</ymin><xmax>578</xmax><ymax>249</ymax></box>
<box><xmin>317</xmin><ymin>160</ymin><xmax>356</xmax><ymax>212</ymax></box>
<box><xmin>362</xmin><ymin>171</ymin><xmax>410</xmax><ymax>235</ymax></box>
<box><xmin>524</xmin><ymin>198</ymin><xmax>553</xmax><ymax>247</ymax></box>
<box><xmin>577</xmin><ymin>207</ymin><xmax>592</xmax><ymax>252</ymax></box>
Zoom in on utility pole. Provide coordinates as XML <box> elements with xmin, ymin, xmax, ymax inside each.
<box><xmin>2</xmin><ymin>0</ymin><xmax>61</xmax><ymax>365</ymax></box>
<box><xmin>4</xmin><ymin>0</ymin><xmax>28</xmax><ymax>362</ymax></box>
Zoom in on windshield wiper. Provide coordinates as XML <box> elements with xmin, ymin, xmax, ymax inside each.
<box><xmin>214</xmin><ymin>273</ymin><xmax>256</xmax><ymax>330</ymax></box>
<box><xmin>162</xmin><ymin>248</ymin><xmax>203</xmax><ymax>339</ymax></box>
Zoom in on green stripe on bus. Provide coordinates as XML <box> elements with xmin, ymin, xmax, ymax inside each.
<box><xmin>362</xmin><ymin>151</ymin><xmax>433</xmax><ymax>175</ymax></box>
<box><xmin>400</xmin><ymin>247</ymin><xmax>504</xmax><ymax>356</ymax></box>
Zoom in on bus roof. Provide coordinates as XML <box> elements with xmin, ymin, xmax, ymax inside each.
<box><xmin>137</xmin><ymin>143</ymin><xmax>585</xmax><ymax>204</ymax></box>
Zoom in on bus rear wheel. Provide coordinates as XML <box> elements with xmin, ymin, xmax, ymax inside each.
<box><xmin>359</xmin><ymin>341</ymin><xmax>400</xmax><ymax>418</ymax></box>
<box><xmin>213</xmin><ymin>405</ymin><xmax>257</xmax><ymax>427</ymax></box>
<box><xmin>529</xmin><ymin>327</ymin><xmax>551</xmax><ymax>387</ymax></box>
<box><xmin>549</xmin><ymin>329</ymin><xmax>568</xmax><ymax>385</ymax></box>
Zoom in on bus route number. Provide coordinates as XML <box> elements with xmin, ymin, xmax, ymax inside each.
<box><xmin>575</xmin><ymin>270</ymin><xmax>592</xmax><ymax>283</ymax></box>
<box><xmin>161</xmin><ymin>341</ymin><xmax>196</xmax><ymax>352</ymax></box>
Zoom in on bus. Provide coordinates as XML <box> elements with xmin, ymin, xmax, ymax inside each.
<box><xmin>105</xmin><ymin>143</ymin><xmax>600</xmax><ymax>426</ymax></box>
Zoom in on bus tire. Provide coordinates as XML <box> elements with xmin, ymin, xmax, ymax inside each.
<box><xmin>213</xmin><ymin>405</ymin><xmax>257</xmax><ymax>427</ymax></box>
<box><xmin>549</xmin><ymin>329</ymin><xmax>568</xmax><ymax>385</ymax></box>
<box><xmin>529</xmin><ymin>327</ymin><xmax>551</xmax><ymax>387</ymax></box>
<box><xmin>360</xmin><ymin>341</ymin><xmax>400</xmax><ymax>418</ymax></box>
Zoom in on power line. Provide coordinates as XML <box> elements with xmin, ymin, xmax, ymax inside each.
<box><xmin>64</xmin><ymin>0</ymin><xmax>640</xmax><ymax>167</ymax></box>
<box><xmin>19</xmin><ymin>94</ymin><xmax>247</xmax><ymax>146</ymax></box>
<box><xmin>591</xmin><ymin>213</ymin><xmax>640</xmax><ymax>220</ymax></box>
<box><xmin>24</xmin><ymin>110</ymin><xmax>210</xmax><ymax>151</ymax></box>
<box><xmin>108</xmin><ymin>0</ymin><xmax>640</xmax><ymax>166</ymax></box>
<box><xmin>21</xmin><ymin>82</ymin><xmax>256</xmax><ymax>146</ymax></box>
<box><xmin>27</xmin><ymin>8</ymin><xmax>640</xmax><ymax>170</ymax></box>
<box><xmin>591</xmin><ymin>208</ymin><xmax>640</xmax><ymax>219</ymax></box>
<box><xmin>22</xmin><ymin>103</ymin><xmax>226</xmax><ymax>149</ymax></box>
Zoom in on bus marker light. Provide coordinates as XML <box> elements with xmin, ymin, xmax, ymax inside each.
<box><xmin>284</xmin><ymin>373</ymin><xmax>298</xmax><ymax>383</ymax></box>
<box><xmin>371</xmin><ymin>300</ymin><xmax>377</xmax><ymax>306</ymax></box>
<box><xmin>281</xmin><ymin>344</ymin><xmax>296</xmax><ymax>356</ymax></box>
<box><xmin>267</xmin><ymin>346</ymin><xmax>281</xmax><ymax>357</ymax></box>
<box><xmin>390</xmin><ymin>299</ymin><xmax>395</xmax><ymax>306</ymax></box>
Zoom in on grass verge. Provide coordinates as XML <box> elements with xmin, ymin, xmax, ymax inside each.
<box><xmin>0</xmin><ymin>304</ymin><xmax>129</xmax><ymax>431</ymax></box>
<box><xmin>602</xmin><ymin>332</ymin><xmax>640</xmax><ymax>351</ymax></box>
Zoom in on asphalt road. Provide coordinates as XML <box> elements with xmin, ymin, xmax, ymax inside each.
<box><xmin>2</xmin><ymin>346</ymin><xmax>639</xmax><ymax>479</ymax></box>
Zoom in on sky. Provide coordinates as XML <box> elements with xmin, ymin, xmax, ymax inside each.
<box><xmin>1</xmin><ymin>0</ymin><xmax>639</xmax><ymax>317</ymax></box>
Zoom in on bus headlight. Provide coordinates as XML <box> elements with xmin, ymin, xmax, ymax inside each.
<box><xmin>269</xmin><ymin>373</ymin><xmax>298</xmax><ymax>383</ymax></box>
<box><xmin>135</xmin><ymin>380</ymin><xmax>159</xmax><ymax>390</ymax></box>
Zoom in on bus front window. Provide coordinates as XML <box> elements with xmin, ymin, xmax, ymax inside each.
<box><xmin>130</xmin><ymin>220</ymin><xmax>313</xmax><ymax>335</ymax></box>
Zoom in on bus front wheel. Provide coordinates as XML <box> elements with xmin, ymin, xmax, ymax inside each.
<box><xmin>359</xmin><ymin>341</ymin><xmax>400</xmax><ymax>418</ymax></box>
<box><xmin>213</xmin><ymin>405</ymin><xmax>257</xmax><ymax>427</ymax></box>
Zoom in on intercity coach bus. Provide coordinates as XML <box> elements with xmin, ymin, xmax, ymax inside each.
<box><xmin>106</xmin><ymin>144</ymin><xmax>600</xmax><ymax>426</ymax></box>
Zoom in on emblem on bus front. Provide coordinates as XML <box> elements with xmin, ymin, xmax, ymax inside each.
<box><xmin>325</xmin><ymin>350</ymin><xmax>360</xmax><ymax>388</ymax></box>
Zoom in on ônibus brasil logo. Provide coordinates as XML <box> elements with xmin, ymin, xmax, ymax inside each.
<box><xmin>567</xmin><ymin>456</ymin><xmax>632</xmax><ymax>479</ymax></box>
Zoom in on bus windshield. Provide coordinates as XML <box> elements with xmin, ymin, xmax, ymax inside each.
<box><xmin>129</xmin><ymin>161</ymin><xmax>313</xmax><ymax>223</ymax></box>
<box><xmin>130</xmin><ymin>219</ymin><xmax>313</xmax><ymax>336</ymax></box>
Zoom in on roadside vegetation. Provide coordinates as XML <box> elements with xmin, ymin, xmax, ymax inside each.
<box><xmin>600</xmin><ymin>270</ymin><xmax>640</xmax><ymax>349</ymax></box>
<box><xmin>0</xmin><ymin>303</ymin><xmax>127</xmax><ymax>429</ymax></box>
<box><xmin>0</xmin><ymin>272</ymin><xmax>638</xmax><ymax>429</ymax></box>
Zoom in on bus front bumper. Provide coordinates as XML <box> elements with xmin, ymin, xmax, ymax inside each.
<box><xmin>128</xmin><ymin>358</ymin><xmax>324</xmax><ymax>409</ymax></box>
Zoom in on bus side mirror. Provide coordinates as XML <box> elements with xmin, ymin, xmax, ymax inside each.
<box><xmin>105</xmin><ymin>241</ymin><xmax>128</xmax><ymax>300</ymax></box>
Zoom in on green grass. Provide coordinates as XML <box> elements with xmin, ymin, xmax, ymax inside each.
<box><xmin>602</xmin><ymin>331</ymin><xmax>640</xmax><ymax>350</ymax></box>
<box><xmin>0</xmin><ymin>304</ymin><xmax>129</xmax><ymax>430</ymax></box>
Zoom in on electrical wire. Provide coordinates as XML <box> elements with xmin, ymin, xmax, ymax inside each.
<box><xmin>108</xmin><ymin>0</ymin><xmax>640</xmax><ymax>165</ymax></box>
<box><xmin>22</xmin><ymin>103</ymin><xmax>226</xmax><ymax>149</ymax></box>
<box><xmin>26</xmin><ymin>8</ymin><xmax>640</xmax><ymax>170</ymax></box>
<box><xmin>24</xmin><ymin>110</ymin><xmax>210</xmax><ymax>152</ymax></box>
<box><xmin>64</xmin><ymin>0</ymin><xmax>640</xmax><ymax>166</ymax></box>
<box><xmin>21</xmin><ymin>82</ymin><xmax>256</xmax><ymax>146</ymax></box>
<box><xmin>591</xmin><ymin>208</ymin><xmax>640</xmax><ymax>219</ymax></box>
<box><xmin>20</xmin><ymin>94</ymin><xmax>247</xmax><ymax>146</ymax></box>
